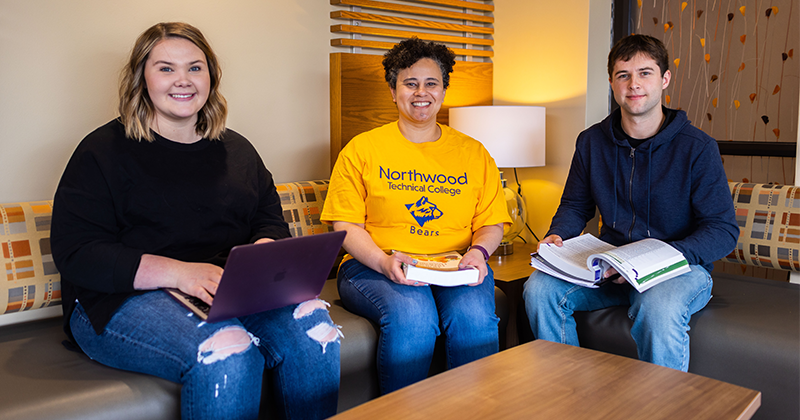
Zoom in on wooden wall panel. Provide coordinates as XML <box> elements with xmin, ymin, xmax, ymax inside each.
<box><xmin>330</xmin><ymin>53</ymin><xmax>492</xmax><ymax>169</ymax></box>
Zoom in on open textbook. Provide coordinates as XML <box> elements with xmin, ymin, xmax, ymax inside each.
<box><xmin>530</xmin><ymin>234</ymin><xmax>690</xmax><ymax>293</ymax></box>
<box><xmin>396</xmin><ymin>250</ymin><xmax>479</xmax><ymax>287</ymax></box>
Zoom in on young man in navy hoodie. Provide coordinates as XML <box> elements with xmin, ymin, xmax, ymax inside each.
<box><xmin>522</xmin><ymin>34</ymin><xmax>738</xmax><ymax>371</ymax></box>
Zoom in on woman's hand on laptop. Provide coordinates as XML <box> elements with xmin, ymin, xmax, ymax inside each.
<box><xmin>135</xmin><ymin>254</ymin><xmax>222</xmax><ymax>306</ymax></box>
<box><xmin>255</xmin><ymin>238</ymin><xmax>275</xmax><ymax>244</ymax></box>
<box><xmin>174</xmin><ymin>262</ymin><xmax>223</xmax><ymax>306</ymax></box>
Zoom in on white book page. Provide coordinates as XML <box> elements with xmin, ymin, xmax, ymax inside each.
<box><xmin>589</xmin><ymin>238</ymin><xmax>689</xmax><ymax>292</ymax></box>
<box><xmin>537</xmin><ymin>234</ymin><xmax>617</xmax><ymax>281</ymax></box>
<box><xmin>403</xmin><ymin>264</ymin><xmax>479</xmax><ymax>287</ymax></box>
<box><xmin>595</xmin><ymin>239</ymin><xmax>682</xmax><ymax>275</ymax></box>
<box><xmin>530</xmin><ymin>254</ymin><xmax>599</xmax><ymax>287</ymax></box>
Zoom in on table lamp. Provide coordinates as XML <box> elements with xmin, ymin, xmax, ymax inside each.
<box><xmin>449</xmin><ymin>106</ymin><xmax>546</xmax><ymax>255</ymax></box>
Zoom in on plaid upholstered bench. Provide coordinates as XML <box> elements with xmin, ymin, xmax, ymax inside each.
<box><xmin>0</xmin><ymin>180</ymin><xmax>507</xmax><ymax>419</ymax></box>
<box><xmin>556</xmin><ymin>182</ymin><xmax>800</xmax><ymax>420</ymax></box>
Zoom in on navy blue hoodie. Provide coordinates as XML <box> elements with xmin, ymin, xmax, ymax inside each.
<box><xmin>548</xmin><ymin>108</ymin><xmax>738</xmax><ymax>273</ymax></box>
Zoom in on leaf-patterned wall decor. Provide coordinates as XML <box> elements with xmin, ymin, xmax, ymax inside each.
<box><xmin>631</xmin><ymin>0</ymin><xmax>798</xmax><ymax>185</ymax></box>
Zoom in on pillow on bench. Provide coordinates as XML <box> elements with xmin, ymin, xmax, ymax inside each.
<box><xmin>726</xmin><ymin>182</ymin><xmax>800</xmax><ymax>271</ymax></box>
<box><xmin>277</xmin><ymin>180</ymin><xmax>333</xmax><ymax>237</ymax></box>
<box><xmin>0</xmin><ymin>202</ymin><xmax>61</xmax><ymax>317</ymax></box>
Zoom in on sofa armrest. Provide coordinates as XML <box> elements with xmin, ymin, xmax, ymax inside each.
<box><xmin>0</xmin><ymin>202</ymin><xmax>62</xmax><ymax>324</ymax></box>
<box><xmin>726</xmin><ymin>182</ymin><xmax>800</xmax><ymax>271</ymax></box>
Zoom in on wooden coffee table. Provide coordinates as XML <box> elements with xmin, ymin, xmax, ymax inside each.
<box><xmin>331</xmin><ymin>340</ymin><xmax>761</xmax><ymax>419</ymax></box>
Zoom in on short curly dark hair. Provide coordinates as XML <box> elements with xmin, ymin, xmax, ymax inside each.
<box><xmin>382</xmin><ymin>37</ymin><xmax>456</xmax><ymax>90</ymax></box>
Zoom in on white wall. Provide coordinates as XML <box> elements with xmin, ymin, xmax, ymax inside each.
<box><xmin>1</xmin><ymin>0</ymin><xmax>610</xmax><ymax>222</ymax></box>
<box><xmin>0</xmin><ymin>0</ymin><xmax>331</xmax><ymax>202</ymax></box>
<box><xmin>585</xmin><ymin>0</ymin><xmax>613</xmax><ymax>127</ymax></box>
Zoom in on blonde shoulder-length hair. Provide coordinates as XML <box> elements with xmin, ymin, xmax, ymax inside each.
<box><xmin>118</xmin><ymin>22</ymin><xmax>227</xmax><ymax>142</ymax></box>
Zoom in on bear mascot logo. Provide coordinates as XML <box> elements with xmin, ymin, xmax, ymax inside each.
<box><xmin>405</xmin><ymin>196</ymin><xmax>443</xmax><ymax>227</ymax></box>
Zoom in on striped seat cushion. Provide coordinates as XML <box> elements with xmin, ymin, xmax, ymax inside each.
<box><xmin>0</xmin><ymin>202</ymin><xmax>61</xmax><ymax>315</ymax></box>
<box><xmin>727</xmin><ymin>182</ymin><xmax>800</xmax><ymax>271</ymax></box>
<box><xmin>276</xmin><ymin>180</ymin><xmax>333</xmax><ymax>237</ymax></box>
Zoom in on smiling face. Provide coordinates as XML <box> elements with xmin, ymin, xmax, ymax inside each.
<box><xmin>390</xmin><ymin>58</ymin><xmax>445</xmax><ymax>127</ymax></box>
<box><xmin>610</xmin><ymin>53</ymin><xmax>671</xmax><ymax>123</ymax></box>
<box><xmin>144</xmin><ymin>37</ymin><xmax>210</xmax><ymax>132</ymax></box>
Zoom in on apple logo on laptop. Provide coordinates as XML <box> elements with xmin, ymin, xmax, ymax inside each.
<box><xmin>273</xmin><ymin>269</ymin><xmax>288</xmax><ymax>282</ymax></box>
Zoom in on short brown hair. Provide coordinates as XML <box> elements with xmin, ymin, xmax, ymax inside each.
<box><xmin>118</xmin><ymin>22</ymin><xmax>227</xmax><ymax>141</ymax></box>
<box><xmin>607</xmin><ymin>34</ymin><xmax>669</xmax><ymax>78</ymax></box>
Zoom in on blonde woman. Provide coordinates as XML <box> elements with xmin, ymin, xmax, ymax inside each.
<box><xmin>51</xmin><ymin>22</ymin><xmax>339</xmax><ymax>420</ymax></box>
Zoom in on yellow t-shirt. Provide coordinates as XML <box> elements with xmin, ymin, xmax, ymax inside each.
<box><xmin>322</xmin><ymin>121</ymin><xmax>511</xmax><ymax>255</ymax></box>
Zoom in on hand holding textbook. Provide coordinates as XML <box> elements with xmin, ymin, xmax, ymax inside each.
<box><xmin>396</xmin><ymin>250</ymin><xmax>479</xmax><ymax>287</ymax></box>
<box><xmin>530</xmin><ymin>234</ymin><xmax>690</xmax><ymax>293</ymax></box>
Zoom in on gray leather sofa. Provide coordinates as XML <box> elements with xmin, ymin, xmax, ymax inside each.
<box><xmin>0</xmin><ymin>281</ymin><xmax>507</xmax><ymax>419</ymax></box>
<box><xmin>520</xmin><ymin>182</ymin><xmax>800</xmax><ymax>420</ymax></box>
<box><xmin>0</xmin><ymin>181</ymin><xmax>507</xmax><ymax>419</ymax></box>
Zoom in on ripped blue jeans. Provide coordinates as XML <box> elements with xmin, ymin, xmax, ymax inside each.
<box><xmin>69</xmin><ymin>290</ymin><xmax>341</xmax><ymax>420</ymax></box>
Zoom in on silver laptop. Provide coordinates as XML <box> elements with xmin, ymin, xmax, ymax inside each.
<box><xmin>167</xmin><ymin>230</ymin><xmax>345</xmax><ymax>323</ymax></box>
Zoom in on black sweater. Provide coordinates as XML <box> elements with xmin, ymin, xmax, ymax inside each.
<box><xmin>51</xmin><ymin>119</ymin><xmax>290</xmax><ymax>336</ymax></box>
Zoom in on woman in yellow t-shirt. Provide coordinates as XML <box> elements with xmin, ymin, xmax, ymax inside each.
<box><xmin>322</xmin><ymin>38</ymin><xmax>511</xmax><ymax>394</ymax></box>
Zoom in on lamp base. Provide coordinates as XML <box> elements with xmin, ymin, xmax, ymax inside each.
<box><xmin>493</xmin><ymin>242</ymin><xmax>514</xmax><ymax>256</ymax></box>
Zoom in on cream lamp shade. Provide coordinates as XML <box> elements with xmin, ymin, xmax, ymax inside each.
<box><xmin>448</xmin><ymin>106</ymin><xmax>545</xmax><ymax>168</ymax></box>
<box><xmin>449</xmin><ymin>106</ymin><xmax>546</xmax><ymax>255</ymax></box>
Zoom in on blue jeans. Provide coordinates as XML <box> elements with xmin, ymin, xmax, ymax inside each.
<box><xmin>70</xmin><ymin>290</ymin><xmax>340</xmax><ymax>420</ymax></box>
<box><xmin>523</xmin><ymin>265</ymin><xmax>713</xmax><ymax>371</ymax></box>
<box><xmin>337</xmin><ymin>259</ymin><xmax>499</xmax><ymax>394</ymax></box>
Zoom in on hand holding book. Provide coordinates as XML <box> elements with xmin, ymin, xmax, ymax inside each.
<box><xmin>530</xmin><ymin>234</ymin><xmax>690</xmax><ymax>293</ymax></box>
<box><xmin>395</xmin><ymin>250</ymin><xmax>480</xmax><ymax>287</ymax></box>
